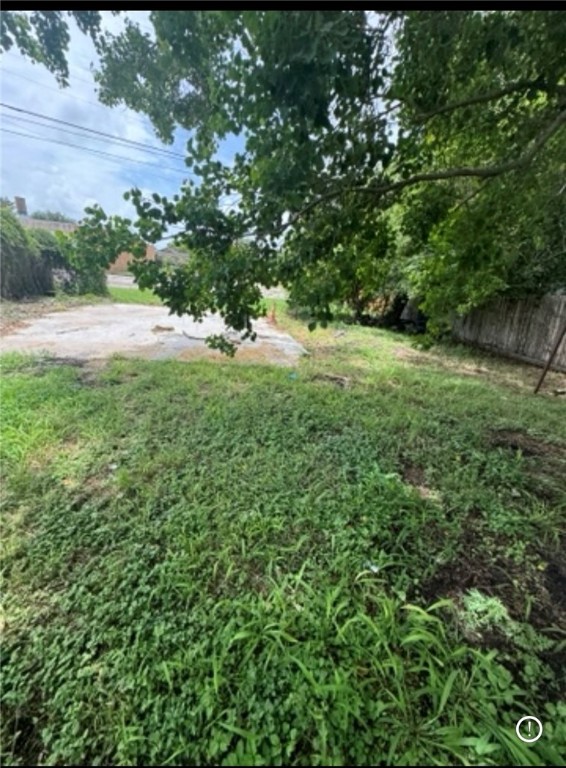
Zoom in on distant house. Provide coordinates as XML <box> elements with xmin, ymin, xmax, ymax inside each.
<box><xmin>108</xmin><ymin>244</ymin><xmax>157</xmax><ymax>274</ymax></box>
<box><xmin>19</xmin><ymin>216</ymin><xmax>78</xmax><ymax>233</ymax></box>
<box><xmin>15</xmin><ymin>197</ymin><xmax>78</xmax><ymax>234</ymax></box>
<box><xmin>156</xmin><ymin>245</ymin><xmax>191</xmax><ymax>266</ymax></box>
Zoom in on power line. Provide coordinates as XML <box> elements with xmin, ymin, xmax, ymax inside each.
<box><xmin>1</xmin><ymin>58</ymin><xmax>193</xmax><ymax>152</ymax></box>
<box><xmin>2</xmin><ymin>50</ymin><xmax>97</xmax><ymax>87</ymax></box>
<box><xmin>1</xmin><ymin>59</ymin><xmax>147</xmax><ymax>121</ymax></box>
<box><xmin>0</xmin><ymin>65</ymin><xmax>180</xmax><ymax>147</ymax></box>
<box><xmin>0</xmin><ymin>66</ymin><xmax>157</xmax><ymax>132</ymax></box>
<box><xmin>0</xmin><ymin>126</ymin><xmax>190</xmax><ymax>176</ymax></box>
<box><xmin>0</xmin><ymin>66</ymin><xmax>115</xmax><ymax>111</ymax></box>
<box><xmin>2</xmin><ymin>113</ymin><xmax>198</xmax><ymax>182</ymax></box>
<box><xmin>1</xmin><ymin>112</ymin><xmax>175</xmax><ymax>163</ymax></box>
<box><xmin>1</xmin><ymin>102</ymin><xmax>186</xmax><ymax>161</ymax></box>
<box><xmin>1</xmin><ymin>111</ymin><xmax>191</xmax><ymax>172</ymax></box>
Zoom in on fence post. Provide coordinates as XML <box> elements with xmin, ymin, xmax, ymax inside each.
<box><xmin>534</xmin><ymin>320</ymin><xmax>566</xmax><ymax>394</ymax></box>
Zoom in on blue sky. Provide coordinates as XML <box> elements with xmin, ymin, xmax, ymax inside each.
<box><xmin>0</xmin><ymin>11</ymin><xmax>241</xmax><ymax>230</ymax></box>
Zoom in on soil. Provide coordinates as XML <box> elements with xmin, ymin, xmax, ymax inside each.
<box><xmin>490</xmin><ymin>428</ymin><xmax>566</xmax><ymax>503</ymax></box>
<box><xmin>490</xmin><ymin>428</ymin><xmax>563</xmax><ymax>457</ymax></box>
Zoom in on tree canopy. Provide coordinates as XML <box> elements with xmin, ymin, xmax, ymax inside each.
<box><xmin>3</xmin><ymin>10</ymin><xmax>565</xmax><ymax>346</ymax></box>
<box><xmin>30</xmin><ymin>210</ymin><xmax>76</xmax><ymax>222</ymax></box>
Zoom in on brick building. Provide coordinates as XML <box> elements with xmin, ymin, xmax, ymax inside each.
<box><xmin>107</xmin><ymin>244</ymin><xmax>157</xmax><ymax>274</ymax></box>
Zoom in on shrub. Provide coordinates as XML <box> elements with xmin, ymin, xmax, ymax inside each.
<box><xmin>69</xmin><ymin>264</ymin><xmax>108</xmax><ymax>296</ymax></box>
<box><xmin>29</xmin><ymin>229</ymin><xmax>67</xmax><ymax>269</ymax></box>
<box><xmin>50</xmin><ymin>230</ymin><xmax>108</xmax><ymax>296</ymax></box>
<box><xmin>0</xmin><ymin>207</ymin><xmax>53</xmax><ymax>298</ymax></box>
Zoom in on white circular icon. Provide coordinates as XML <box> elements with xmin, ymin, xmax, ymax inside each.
<box><xmin>516</xmin><ymin>716</ymin><xmax>543</xmax><ymax>743</ymax></box>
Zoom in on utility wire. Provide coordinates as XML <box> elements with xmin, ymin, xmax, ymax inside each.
<box><xmin>1</xmin><ymin>64</ymin><xmax>152</xmax><ymax>129</ymax></box>
<box><xmin>1</xmin><ymin>111</ymin><xmax>194</xmax><ymax>174</ymax></box>
<box><xmin>0</xmin><ymin>65</ymin><xmax>188</xmax><ymax>155</ymax></box>
<box><xmin>2</xmin><ymin>50</ymin><xmax>97</xmax><ymax>87</ymax></box>
<box><xmin>0</xmin><ymin>67</ymin><xmax>115</xmax><ymax>111</ymax></box>
<box><xmin>0</xmin><ymin>67</ymin><xmax>163</xmax><ymax>134</ymax></box>
<box><xmin>0</xmin><ymin>126</ymin><xmax>189</xmax><ymax>176</ymax></box>
<box><xmin>1</xmin><ymin>102</ymin><xmax>186</xmax><ymax>160</ymax></box>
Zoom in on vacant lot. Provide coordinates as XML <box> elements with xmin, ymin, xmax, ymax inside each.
<box><xmin>0</xmin><ymin>287</ymin><xmax>158</xmax><ymax>336</ymax></box>
<box><xmin>1</xmin><ymin>301</ymin><xmax>565</xmax><ymax>766</ymax></box>
<box><xmin>0</xmin><ymin>288</ymin><xmax>305</xmax><ymax>366</ymax></box>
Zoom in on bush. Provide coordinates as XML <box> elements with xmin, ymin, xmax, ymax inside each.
<box><xmin>69</xmin><ymin>265</ymin><xmax>108</xmax><ymax>296</ymax></box>
<box><xmin>29</xmin><ymin>229</ymin><xmax>67</xmax><ymax>269</ymax></box>
<box><xmin>52</xmin><ymin>228</ymin><xmax>109</xmax><ymax>297</ymax></box>
<box><xmin>0</xmin><ymin>208</ymin><xmax>53</xmax><ymax>298</ymax></box>
<box><xmin>26</xmin><ymin>228</ymin><xmax>107</xmax><ymax>296</ymax></box>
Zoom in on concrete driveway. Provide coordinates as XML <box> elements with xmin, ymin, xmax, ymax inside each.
<box><xmin>0</xmin><ymin>303</ymin><xmax>305</xmax><ymax>366</ymax></box>
<box><xmin>107</xmin><ymin>273</ymin><xmax>288</xmax><ymax>299</ymax></box>
<box><xmin>107</xmin><ymin>274</ymin><xmax>136</xmax><ymax>288</ymax></box>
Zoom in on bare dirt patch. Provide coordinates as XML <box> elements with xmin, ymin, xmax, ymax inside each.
<box><xmin>544</xmin><ymin>556</ymin><xmax>566</xmax><ymax>612</ymax></box>
<box><xmin>177</xmin><ymin>340</ymin><xmax>297</xmax><ymax>366</ymax></box>
<box><xmin>490</xmin><ymin>428</ymin><xmax>566</xmax><ymax>503</ymax></box>
<box><xmin>400</xmin><ymin>462</ymin><xmax>441</xmax><ymax>501</ymax></box>
<box><xmin>402</xmin><ymin>462</ymin><xmax>426</xmax><ymax>486</ymax></box>
<box><xmin>420</xmin><ymin>542</ymin><xmax>566</xmax><ymax>634</ymax></box>
<box><xmin>490</xmin><ymin>428</ymin><xmax>562</xmax><ymax>457</ymax></box>
<box><xmin>310</xmin><ymin>373</ymin><xmax>352</xmax><ymax>388</ymax></box>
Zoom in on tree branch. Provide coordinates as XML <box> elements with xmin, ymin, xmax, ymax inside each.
<box><xmin>353</xmin><ymin>108</ymin><xmax>566</xmax><ymax>192</ymax></box>
<box><xmin>414</xmin><ymin>79</ymin><xmax>546</xmax><ymax>122</ymax></box>
<box><xmin>278</xmin><ymin>108</ymin><xmax>566</xmax><ymax>235</ymax></box>
<box><xmin>156</xmin><ymin>108</ymin><xmax>566</xmax><ymax>245</ymax></box>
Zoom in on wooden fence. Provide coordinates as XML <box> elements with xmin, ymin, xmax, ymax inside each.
<box><xmin>452</xmin><ymin>294</ymin><xmax>566</xmax><ymax>372</ymax></box>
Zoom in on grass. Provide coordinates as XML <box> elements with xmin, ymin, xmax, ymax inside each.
<box><xmin>107</xmin><ymin>285</ymin><xmax>162</xmax><ymax>305</ymax></box>
<box><xmin>1</xmin><ymin>303</ymin><xmax>565</xmax><ymax>766</ymax></box>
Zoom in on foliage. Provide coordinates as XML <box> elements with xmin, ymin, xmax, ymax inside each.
<box><xmin>0</xmin><ymin>10</ymin><xmax>102</xmax><ymax>85</ymax></box>
<box><xmin>396</xmin><ymin>116</ymin><xmax>566</xmax><ymax>332</ymax></box>
<box><xmin>460</xmin><ymin>590</ymin><xmax>511</xmax><ymax>635</ymax></box>
<box><xmin>4</xmin><ymin>11</ymin><xmax>565</xmax><ymax>346</ymax></box>
<box><xmin>29</xmin><ymin>210</ymin><xmax>75</xmax><ymax>223</ymax></box>
<box><xmin>1</xmin><ymin>308</ymin><xmax>565</xmax><ymax>765</ymax></box>
<box><xmin>52</xmin><ymin>205</ymin><xmax>145</xmax><ymax>296</ymax></box>
<box><xmin>0</xmin><ymin>207</ymin><xmax>53</xmax><ymax>298</ymax></box>
<box><xmin>25</xmin><ymin>226</ymin><xmax>114</xmax><ymax>297</ymax></box>
<box><xmin>28</xmin><ymin>228</ymin><xmax>67</xmax><ymax>269</ymax></box>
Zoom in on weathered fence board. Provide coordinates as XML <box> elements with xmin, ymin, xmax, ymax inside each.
<box><xmin>452</xmin><ymin>294</ymin><xmax>566</xmax><ymax>372</ymax></box>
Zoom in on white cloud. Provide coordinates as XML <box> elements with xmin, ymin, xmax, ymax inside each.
<box><xmin>0</xmin><ymin>12</ymin><xmax>188</xmax><ymax>225</ymax></box>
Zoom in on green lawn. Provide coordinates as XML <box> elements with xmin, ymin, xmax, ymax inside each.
<box><xmin>1</xmin><ymin>305</ymin><xmax>565</xmax><ymax>766</ymax></box>
<box><xmin>107</xmin><ymin>285</ymin><xmax>163</xmax><ymax>305</ymax></box>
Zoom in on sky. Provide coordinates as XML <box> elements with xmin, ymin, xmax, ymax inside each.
<box><xmin>0</xmin><ymin>11</ymin><xmax>240</xmax><ymax>234</ymax></box>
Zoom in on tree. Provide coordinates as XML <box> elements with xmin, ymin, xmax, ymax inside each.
<box><xmin>0</xmin><ymin>10</ymin><xmax>102</xmax><ymax>85</ymax></box>
<box><xmin>54</xmin><ymin>205</ymin><xmax>144</xmax><ymax>295</ymax></box>
<box><xmin>30</xmin><ymin>210</ymin><xmax>76</xmax><ymax>222</ymax></box>
<box><xmin>4</xmin><ymin>11</ymin><xmax>565</xmax><ymax>347</ymax></box>
<box><xmin>0</xmin><ymin>197</ymin><xmax>15</xmax><ymax>210</ymax></box>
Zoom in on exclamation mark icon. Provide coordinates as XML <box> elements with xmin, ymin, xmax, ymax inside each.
<box><xmin>516</xmin><ymin>716</ymin><xmax>543</xmax><ymax>743</ymax></box>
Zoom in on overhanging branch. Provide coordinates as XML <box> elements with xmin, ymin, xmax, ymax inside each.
<box><xmin>414</xmin><ymin>79</ymin><xmax>546</xmax><ymax>122</ymax></box>
<box><xmin>281</xmin><ymin>108</ymin><xmax>566</xmax><ymax>234</ymax></box>
<box><xmin>153</xmin><ymin>108</ymin><xmax>566</xmax><ymax>244</ymax></box>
